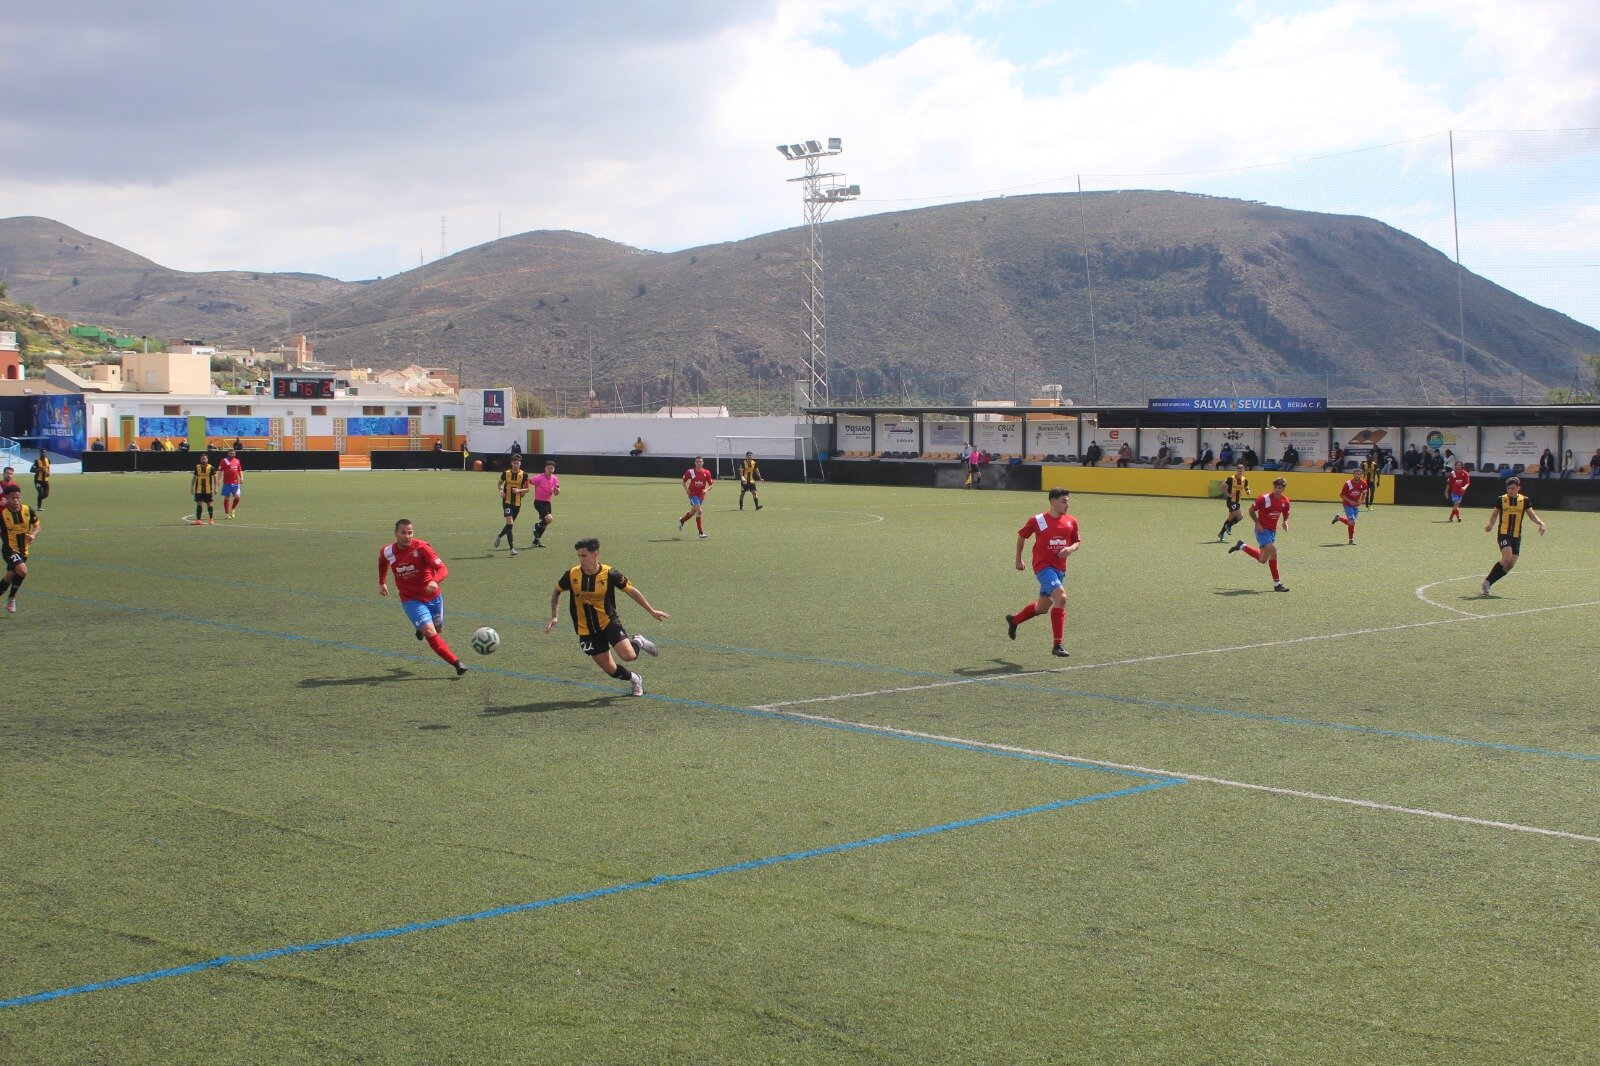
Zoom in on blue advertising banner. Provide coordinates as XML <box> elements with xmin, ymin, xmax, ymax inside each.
<box><xmin>345</xmin><ymin>417</ymin><xmax>410</xmax><ymax>436</ymax></box>
<box><xmin>1147</xmin><ymin>397</ymin><xmax>1327</xmax><ymax>413</ymax></box>
<box><xmin>482</xmin><ymin>389</ymin><xmax>506</xmax><ymax>427</ymax></box>
<box><xmin>204</xmin><ymin>417</ymin><xmax>272</xmax><ymax>437</ymax></box>
<box><xmin>33</xmin><ymin>395</ymin><xmax>88</xmax><ymax>452</ymax></box>
<box><xmin>139</xmin><ymin>416</ymin><xmax>189</xmax><ymax>438</ymax></box>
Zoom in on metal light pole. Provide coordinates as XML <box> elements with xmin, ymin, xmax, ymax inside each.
<box><xmin>777</xmin><ymin>137</ymin><xmax>860</xmax><ymax>408</ymax></box>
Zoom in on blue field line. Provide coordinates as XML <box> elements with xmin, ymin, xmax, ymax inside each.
<box><xmin>0</xmin><ymin>777</ymin><xmax>1181</xmax><ymax>1012</ymax></box>
<box><xmin>38</xmin><ymin>584</ymin><xmax>1600</xmax><ymax>765</ymax></box>
<box><xmin>33</xmin><ymin>591</ymin><xmax>1170</xmax><ymax>782</ymax></box>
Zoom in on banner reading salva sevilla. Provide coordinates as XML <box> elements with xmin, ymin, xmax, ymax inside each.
<box><xmin>1148</xmin><ymin>397</ymin><xmax>1327</xmax><ymax>413</ymax></box>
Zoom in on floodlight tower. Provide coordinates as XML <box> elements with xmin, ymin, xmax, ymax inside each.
<box><xmin>777</xmin><ymin>137</ymin><xmax>860</xmax><ymax>407</ymax></box>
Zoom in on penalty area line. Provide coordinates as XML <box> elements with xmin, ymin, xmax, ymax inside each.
<box><xmin>771</xmin><ymin>710</ymin><xmax>1600</xmax><ymax>846</ymax></box>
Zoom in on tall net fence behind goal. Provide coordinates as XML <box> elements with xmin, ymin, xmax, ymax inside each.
<box><xmin>715</xmin><ymin>436</ymin><xmax>811</xmax><ymax>482</ymax></box>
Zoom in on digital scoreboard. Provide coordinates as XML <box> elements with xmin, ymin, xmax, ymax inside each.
<box><xmin>272</xmin><ymin>375</ymin><xmax>336</xmax><ymax>400</ymax></box>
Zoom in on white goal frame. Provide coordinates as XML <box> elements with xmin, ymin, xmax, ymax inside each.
<box><xmin>714</xmin><ymin>436</ymin><xmax>812</xmax><ymax>482</ymax></box>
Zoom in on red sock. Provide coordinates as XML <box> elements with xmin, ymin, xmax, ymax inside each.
<box><xmin>1347</xmin><ymin>526</ymin><xmax>1355</xmax><ymax>542</ymax></box>
<box><xmin>1243</xmin><ymin>544</ymin><xmax>1262</xmax><ymax>561</ymax></box>
<box><xmin>1450</xmin><ymin>507</ymin><xmax>1459</xmax><ymax>520</ymax></box>
<box><xmin>1050</xmin><ymin>607</ymin><xmax>1065</xmax><ymax>643</ymax></box>
<box><xmin>1011</xmin><ymin>602</ymin><xmax>1040</xmax><ymax>625</ymax></box>
<box><xmin>695</xmin><ymin>515</ymin><xmax>704</xmax><ymax>533</ymax></box>
<box><xmin>1268</xmin><ymin>559</ymin><xmax>1281</xmax><ymax>582</ymax></box>
<box><xmin>681</xmin><ymin>510</ymin><xmax>693</xmax><ymax>523</ymax></box>
<box><xmin>425</xmin><ymin>631</ymin><xmax>459</xmax><ymax>665</ymax></box>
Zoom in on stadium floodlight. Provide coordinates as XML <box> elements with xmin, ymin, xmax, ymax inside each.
<box><xmin>778</xmin><ymin>135</ymin><xmax>861</xmax><ymax>408</ymax></box>
<box><xmin>776</xmin><ymin>145</ymin><xmax>793</xmax><ymax>159</ymax></box>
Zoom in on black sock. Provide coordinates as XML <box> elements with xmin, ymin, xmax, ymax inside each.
<box><xmin>611</xmin><ymin>663</ymin><xmax>633</xmax><ymax>680</ymax></box>
<box><xmin>1487</xmin><ymin>562</ymin><xmax>1507</xmax><ymax>585</ymax></box>
<box><xmin>6</xmin><ymin>573</ymin><xmax>22</xmax><ymax>596</ymax></box>
<box><xmin>196</xmin><ymin>507</ymin><xmax>203</xmax><ymax>520</ymax></box>
<box><xmin>0</xmin><ymin>579</ymin><xmax>9</xmax><ymax>596</ymax></box>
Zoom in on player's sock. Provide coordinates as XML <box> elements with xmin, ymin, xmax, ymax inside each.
<box><xmin>424</xmin><ymin>632</ymin><xmax>459</xmax><ymax>665</ymax></box>
<box><xmin>6</xmin><ymin>573</ymin><xmax>24</xmax><ymax>596</ymax></box>
<box><xmin>695</xmin><ymin>515</ymin><xmax>704</xmax><ymax>533</ymax></box>
<box><xmin>1268</xmin><ymin>559</ymin><xmax>1281</xmax><ymax>582</ymax></box>
<box><xmin>1010</xmin><ymin>602</ymin><xmax>1040</xmax><ymax>627</ymax></box>
<box><xmin>195</xmin><ymin>507</ymin><xmax>203</xmax><ymax>522</ymax></box>
<box><xmin>1486</xmin><ymin>562</ymin><xmax>1507</xmax><ymax>586</ymax></box>
<box><xmin>611</xmin><ymin>664</ymin><xmax>633</xmax><ymax>680</ymax></box>
<box><xmin>1347</xmin><ymin>526</ymin><xmax>1355</xmax><ymax>543</ymax></box>
<box><xmin>1242</xmin><ymin>544</ymin><xmax>1262</xmax><ymax>561</ymax></box>
<box><xmin>0</xmin><ymin>578</ymin><xmax>10</xmax><ymax>597</ymax></box>
<box><xmin>1049</xmin><ymin>607</ymin><xmax>1065</xmax><ymax>643</ymax></box>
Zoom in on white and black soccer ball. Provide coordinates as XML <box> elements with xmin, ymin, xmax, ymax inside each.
<box><xmin>471</xmin><ymin>626</ymin><xmax>501</xmax><ymax>655</ymax></box>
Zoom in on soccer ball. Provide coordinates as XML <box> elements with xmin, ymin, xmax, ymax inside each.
<box><xmin>471</xmin><ymin>627</ymin><xmax>500</xmax><ymax>655</ymax></box>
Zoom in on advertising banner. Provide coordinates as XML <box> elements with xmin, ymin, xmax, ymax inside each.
<box><xmin>1405</xmin><ymin>426</ymin><xmax>1475</xmax><ymax>466</ymax></box>
<box><xmin>205</xmin><ymin>417</ymin><xmax>272</xmax><ymax>438</ymax></box>
<box><xmin>482</xmin><ymin>389</ymin><xmax>506</xmax><ymax>427</ymax></box>
<box><xmin>33</xmin><ymin>395</ymin><xmax>87</xmax><ymax>452</ymax></box>
<box><xmin>345</xmin><ymin>417</ymin><xmax>412</xmax><ymax>436</ymax></box>
<box><xmin>973</xmin><ymin>420</ymin><xmax>1021</xmax><ymax>455</ymax></box>
<box><xmin>837</xmin><ymin>415</ymin><xmax>873</xmax><ymax>451</ymax></box>
<box><xmin>1148</xmin><ymin>397</ymin><xmax>1326</xmax><ymax>413</ymax></box>
<box><xmin>927</xmin><ymin>421</ymin><xmax>967</xmax><ymax>448</ymax></box>
<box><xmin>879</xmin><ymin>418</ymin><xmax>918</xmax><ymax>450</ymax></box>
<box><xmin>1333</xmin><ymin>426</ymin><xmax>1399</xmax><ymax>462</ymax></box>
<box><xmin>1027</xmin><ymin>420</ymin><xmax>1077</xmax><ymax>456</ymax></box>
<box><xmin>138</xmin><ymin>416</ymin><xmax>189</xmax><ymax>439</ymax></box>
<box><xmin>1097</xmin><ymin>426</ymin><xmax>1135</xmax><ymax>459</ymax></box>
<box><xmin>1269</xmin><ymin>427</ymin><xmax>1328</xmax><ymax>466</ymax></box>
<box><xmin>1479</xmin><ymin>426</ymin><xmax>1556</xmax><ymax>469</ymax></box>
<box><xmin>1144</xmin><ymin>427</ymin><xmax>1194</xmax><ymax>461</ymax></box>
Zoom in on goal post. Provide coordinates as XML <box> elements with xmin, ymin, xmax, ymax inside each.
<box><xmin>714</xmin><ymin>436</ymin><xmax>812</xmax><ymax>482</ymax></box>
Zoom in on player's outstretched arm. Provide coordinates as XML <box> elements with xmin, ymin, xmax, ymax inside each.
<box><xmin>1484</xmin><ymin>506</ymin><xmax>1500</xmax><ymax>533</ymax></box>
<box><xmin>1528</xmin><ymin>506</ymin><xmax>1548</xmax><ymax>534</ymax></box>
<box><xmin>625</xmin><ymin>584</ymin><xmax>669</xmax><ymax>621</ymax></box>
<box><xmin>545</xmin><ymin>586</ymin><xmax>563</xmax><ymax>633</ymax></box>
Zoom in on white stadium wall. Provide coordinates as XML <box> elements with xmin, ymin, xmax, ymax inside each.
<box><xmin>478</xmin><ymin>415</ymin><xmax>815</xmax><ymax>457</ymax></box>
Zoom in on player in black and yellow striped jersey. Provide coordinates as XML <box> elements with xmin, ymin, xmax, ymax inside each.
<box><xmin>29</xmin><ymin>449</ymin><xmax>50</xmax><ymax>510</ymax></box>
<box><xmin>191</xmin><ymin>454</ymin><xmax>218</xmax><ymax>525</ymax></box>
<box><xmin>1360</xmin><ymin>453</ymin><xmax>1380</xmax><ymax>508</ymax></box>
<box><xmin>1481</xmin><ymin>476</ymin><xmax>1547</xmax><ymax>596</ymax></box>
<box><xmin>544</xmin><ymin>536</ymin><xmax>670</xmax><ymax>696</ymax></box>
<box><xmin>738</xmin><ymin>451</ymin><xmax>764</xmax><ymax>511</ymax></box>
<box><xmin>1217</xmin><ymin>462</ymin><xmax>1249</xmax><ymax>541</ymax></box>
<box><xmin>493</xmin><ymin>455</ymin><xmax>531</xmax><ymax>555</ymax></box>
<box><xmin>1</xmin><ymin>484</ymin><xmax>41</xmax><ymax>613</ymax></box>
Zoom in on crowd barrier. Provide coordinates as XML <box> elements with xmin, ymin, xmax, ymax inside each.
<box><xmin>80</xmin><ymin>451</ymin><xmax>341</xmax><ymax>473</ymax></box>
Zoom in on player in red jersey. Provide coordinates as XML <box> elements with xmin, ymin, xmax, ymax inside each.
<box><xmin>1330</xmin><ymin>472</ymin><xmax>1367</xmax><ymax>544</ymax></box>
<box><xmin>1444</xmin><ymin>460</ymin><xmax>1472</xmax><ymax>522</ymax></box>
<box><xmin>378</xmin><ymin>518</ymin><xmax>466</xmax><ymax>676</ymax></box>
<box><xmin>678</xmin><ymin>456</ymin><xmax>714</xmax><ymax>539</ymax></box>
<box><xmin>1229</xmin><ymin>477</ymin><xmax>1291</xmax><ymax>591</ymax></box>
<box><xmin>1005</xmin><ymin>487</ymin><xmax>1081</xmax><ymax>657</ymax></box>
<box><xmin>217</xmin><ymin>448</ymin><xmax>244</xmax><ymax>518</ymax></box>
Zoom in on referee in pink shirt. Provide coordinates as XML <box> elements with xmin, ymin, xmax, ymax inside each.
<box><xmin>530</xmin><ymin>461</ymin><xmax>560</xmax><ymax>547</ymax></box>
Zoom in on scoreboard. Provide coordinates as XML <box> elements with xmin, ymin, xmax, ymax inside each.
<box><xmin>272</xmin><ymin>375</ymin><xmax>336</xmax><ymax>400</ymax></box>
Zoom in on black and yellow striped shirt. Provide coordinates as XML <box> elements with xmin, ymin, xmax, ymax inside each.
<box><xmin>559</xmin><ymin>563</ymin><xmax>629</xmax><ymax>636</ymax></box>
<box><xmin>192</xmin><ymin>463</ymin><xmax>217</xmax><ymax>495</ymax></box>
<box><xmin>1361</xmin><ymin>457</ymin><xmax>1379</xmax><ymax>482</ymax></box>
<box><xmin>499</xmin><ymin>468</ymin><xmax>530</xmax><ymax>506</ymax></box>
<box><xmin>2</xmin><ymin>504</ymin><xmax>38</xmax><ymax>558</ymax></box>
<box><xmin>31</xmin><ymin>457</ymin><xmax>50</xmax><ymax>483</ymax></box>
<box><xmin>1225</xmin><ymin>474</ymin><xmax>1250</xmax><ymax>504</ymax></box>
<box><xmin>740</xmin><ymin>457</ymin><xmax>760</xmax><ymax>484</ymax></box>
<box><xmin>1496</xmin><ymin>493</ymin><xmax>1531</xmax><ymax>536</ymax></box>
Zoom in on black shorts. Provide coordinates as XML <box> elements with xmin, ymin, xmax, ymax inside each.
<box><xmin>35</xmin><ymin>481</ymin><xmax>49</xmax><ymax>499</ymax></box>
<box><xmin>502</xmin><ymin>502</ymin><xmax>521</xmax><ymax>520</ymax></box>
<box><xmin>741</xmin><ymin>481</ymin><xmax>757</xmax><ymax>492</ymax></box>
<box><xmin>577</xmin><ymin>621</ymin><xmax>628</xmax><ymax>657</ymax></box>
<box><xmin>4</xmin><ymin>548</ymin><xmax>25</xmax><ymax>570</ymax></box>
<box><xmin>534</xmin><ymin>500</ymin><xmax>553</xmax><ymax>519</ymax></box>
<box><xmin>1497</xmin><ymin>534</ymin><xmax>1522</xmax><ymax>555</ymax></box>
<box><xmin>194</xmin><ymin>493</ymin><xmax>213</xmax><ymax>503</ymax></box>
<box><xmin>1226</xmin><ymin>499</ymin><xmax>1242</xmax><ymax>513</ymax></box>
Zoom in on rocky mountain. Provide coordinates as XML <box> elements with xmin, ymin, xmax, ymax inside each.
<box><xmin>5</xmin><ymin>194</ymin><xmax>1597</xmax><ymax>406</ymax></box>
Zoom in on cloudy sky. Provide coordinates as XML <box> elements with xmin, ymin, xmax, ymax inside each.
<box><xmin>4</xmin><ymin>0</ymin><xmax>1598</xmax><ymax>321</ymax></box>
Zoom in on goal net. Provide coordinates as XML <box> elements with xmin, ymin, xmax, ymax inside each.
<box><xmin>714</xmin><ymin>436</ymin><xmax>811</xmax><ymax>482</ymax></box>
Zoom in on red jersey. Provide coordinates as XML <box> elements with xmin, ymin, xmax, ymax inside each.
<box><xmin>218</xmin><ymin>456</ymin><xmax>243</xmax><ymax>484</ymax></box>
<box><xmin>1446</xmin><ymin>468</ymin><xmax>1471</xmax><ymax>495</ymax></box>
<box><xmin>1019</xmin><ymin>511</ymin><xmax>1080</xmax><ymax>573</ymax></box>
<box><xmin>379</xmin><ymin>538</ymin><xmax>448</xmax><ymax>602</ymax></box>
<box><xmin>1251</xmin><ymin>492</ymin><xmax>1291</xmax><ymax>531</ymax></box>
<box><xmin>683</xmin><ymin>467</ymin><xmax>714</xmax><ymax>496</ymax></box>
<box><xmin>1339</xmin><ymin>477</ymin><xmax>1367</xmax><ymax>508</ymax></box>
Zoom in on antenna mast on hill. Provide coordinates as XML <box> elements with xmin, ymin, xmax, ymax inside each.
<box><xmin>777</xmin><ymin>137</ymin><xmax>860</xmax><ymax>408</ymax></box>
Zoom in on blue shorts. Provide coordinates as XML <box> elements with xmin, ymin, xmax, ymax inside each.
<box><xmin>402</xmin><ymin>596</ymin><xmax>444</xmax><ymax>630</ymax></box>
<box><xmin>221</xmin><ymin>483</ymin><xmax>240</xmax><ymax>498</ymax></box>
<box><xmin>1255</xmin><ymin>530</ymin><xmax>1277</xmax><ymax>547</ymax></box>
<box><xmin>1035</xmin><ymin>567</ymin><xmax>1065</xmax><ymax>596</ymax></box>
<box><xmin>1449</xmin><ymin>494</ymin><xmax>1463</xmax><ymax>505</ymax></box>
<box><xmin>688</xmin><ymin>495</ymin><xmax>704</xmax><ymax>507</ymax></box>
<box><xmin>1343</xmin><ymin>505</ymin><xmax>1360</xmax><ymax>522</ymax></box>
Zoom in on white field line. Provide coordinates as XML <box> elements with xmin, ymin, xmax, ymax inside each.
<box><xmin>753</xmin><ymin>597</ymin><xmax>1600</xmax><ymax>710</ymax></box>
<box><xmin>775</xmin><ymin>709</ymin><xmax>1600</xmax><ymax>845</ymax></box>
<box><xmin>1414</xmin><ymin>576</ymin><xmax>1485</xmax><ymax>617</ymax></box>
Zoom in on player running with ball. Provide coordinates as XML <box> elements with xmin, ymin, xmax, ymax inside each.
<box><xmin>379</xmin><ymin>518</ymin><xmax>467</xmax><ymax>676</ymax></box>
<box><xmin>545</xmin><ymin>537</ymin><xmax>669</xmax><ymax>696</ymax></box>
<box><xmin>1005</xmin><ymin>487</ymin><xmax>1081</xmax><ymax>658</ymax></box>
<box><xmin>1230</xmin><ymin>477</ymin><xmax>1292</xmax><ymax>591</ymax></box>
